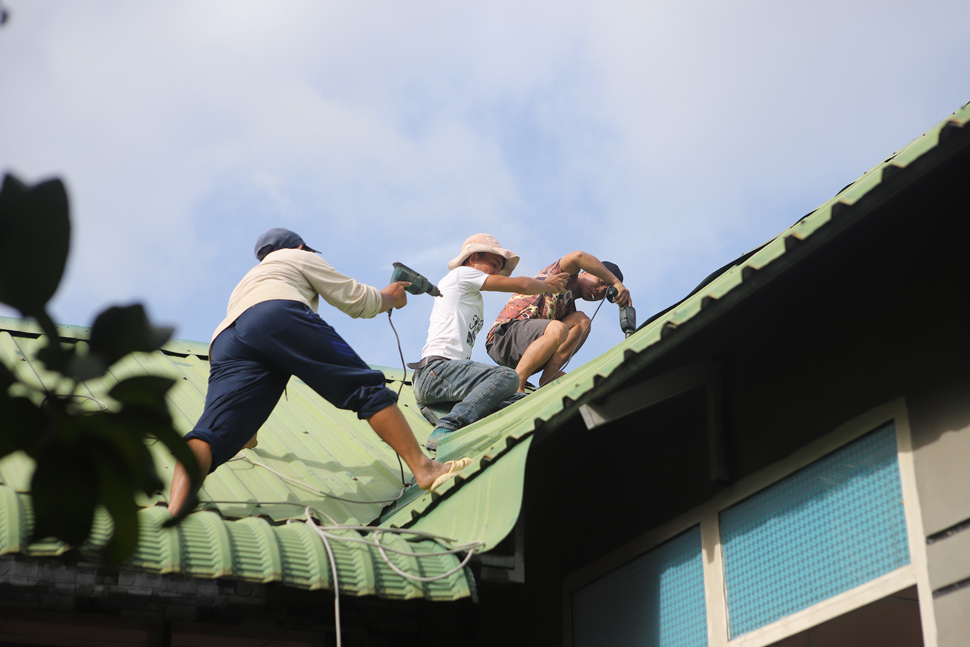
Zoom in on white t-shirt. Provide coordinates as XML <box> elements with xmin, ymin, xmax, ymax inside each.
<box><xmin>419</xmin><ymin>266</ymin><xmax>489</xmax><ymax>361</ymax></box>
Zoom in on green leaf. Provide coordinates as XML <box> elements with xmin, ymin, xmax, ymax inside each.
<box><xmin>31</xmin><ymin>311</ymin><xmax>63</xmax><ymax>351</ymax></box>
<box><xmin>0</xmin><ymin>174</ymin><xmax>70</xmax><ymax>316</ymax></box>
<box><xmin>93</xmin><ymin>453</ymin><xmax>141</xmax><ymax>566</ymax></box>
<box><xmin>74</xmin><ymin>412</ymin><xmax>164</xmax><ymax>494</ymax></box>
<box><xmin>109</xmin><ymin>374</ymin><xmax>176</xmax><ymax>415</ymax></box>
<box><xmin>36</xmin><ymin>337</ymin><xmax>78</xmax><ymax>376</ymax></box>
<box><xmin>145</xmin><ymin>419</ymin><xmax>199</xmax><ymax>484</ymax></box>
<box><xmin>32</xmin><ymin>311</ymin><xmax>75</xmax><ymax>375</ymax></box>
<box><xmin>0</xmin><ymin>394</ymin><xmax>46</xmax><ymax>457</ymax></box>
<box><xmin>31</xmin><ymin>447</ymin><xmax>97</xmax><ymax>545</ymax></box>
<box><xmin>0</xmin><ymin>359</ymin><xmax>15</xmax><ymax>390</ymax></box>
<box><xmin>85</xmin><ymin>304</ymin><xmax>173</xmax><ymax>374</ymax></box>
<box><xmin>108</xmin><ymin>377</ymin><xmax>200</xmax><ymax>495</ymax></box>
<box><xmin>65</xmin><ymin>351</ymin><xmax>108</xmax><ymax>383</ymax></box>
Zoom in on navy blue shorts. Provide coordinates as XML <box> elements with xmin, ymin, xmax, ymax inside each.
<box><xmin>185</xmin><ymin>300</ymin><xmax>397</xmax><ymax>470</ymax></box>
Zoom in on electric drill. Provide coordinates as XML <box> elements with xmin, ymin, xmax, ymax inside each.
<box><xmin>391</xmin><ymin>262</ymin><xmax>442</xmax><ymax>297</ymax></box>
<box><xmin>607</xmin><ymin>286</ymin><xmax>637</xmax><ymax>337</ymax></box>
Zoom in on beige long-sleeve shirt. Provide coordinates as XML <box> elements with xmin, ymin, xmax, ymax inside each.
<box><xmin>210</xmin><ymin>248</ymin><xmax>384</xmax><ymax>345</ymax></box>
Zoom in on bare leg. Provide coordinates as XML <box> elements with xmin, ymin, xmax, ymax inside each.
<box><xmin>538</xmin><ymin>311</ymin><xmax>590</xmax><ymax>387</ymax></box>
<box><xmin>513</xmin><ymin>320</ymin><xmax>568</xmax><ymax>392</ymax></box>
<box><xmin>168</xmin><ymin>438</ymin><xmax>212</xmax><ymax>517</ymax></box>
<box><xmin>366</xmin><ymin>405</ymin><xmax>456</xmax><ymax>489</ymax></box>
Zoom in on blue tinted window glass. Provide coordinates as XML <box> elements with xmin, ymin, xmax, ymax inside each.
<box><xmin>573</xmin><ymin>525</ymin><xmax>708</xmax><ymax>647</ymax></box>
<box><xmin>720</xmin><ymin>422</ymin><xmax>909</xmax><ymax>638</ymax></box>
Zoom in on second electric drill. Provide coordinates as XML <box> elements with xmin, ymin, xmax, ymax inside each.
<box><xmin>607</xmin><ymin>286</ymin><xmax>637</xmax><ymax>337</ymax></box>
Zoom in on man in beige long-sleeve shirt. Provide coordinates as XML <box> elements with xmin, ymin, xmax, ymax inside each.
<box><xmin>167</xmin><ymin>228</ymin><xmax>470</xmax><ymax>517</ymax></box>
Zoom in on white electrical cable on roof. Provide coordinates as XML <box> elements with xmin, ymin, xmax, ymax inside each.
<box><xmin>226</xmin><ymin>454</ymin><xmax>407</xmax><ymax>505</ymax></box>
<box><xmin>294</xmin><ymin>508</ymin><xmax>483</xmax><ymax>647</ymax></box>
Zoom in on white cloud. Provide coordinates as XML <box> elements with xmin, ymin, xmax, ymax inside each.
<box><xmin>2</xmin><ymin>0</ymin><xmax>968</xmax><ymax>366</ymax></box>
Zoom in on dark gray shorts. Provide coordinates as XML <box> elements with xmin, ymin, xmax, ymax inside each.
<box><xmin>486</xmin><ymin>319</ymin><xmax>555</xmax><ymax>371</ymax></box>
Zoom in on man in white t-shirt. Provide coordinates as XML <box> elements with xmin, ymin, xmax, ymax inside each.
<box><xmin>409</xmin><ymin>234</ymin><xmax>568</xmax><ymax>451</ymax></box>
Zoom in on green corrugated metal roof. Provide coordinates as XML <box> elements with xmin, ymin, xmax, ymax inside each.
<box><xmin>0</xmin><ymin>316</ymin><xmax>475</xmax><ymax>600</ymax></box>
<box><xmin>0</xmin><ymin>485</ymin><xmax>475</xmax><ymax>600</ymax></box>
<box><xmin>1</xmin><ymin>100</ymin><xmax>967</xmax><ymax>599</ymax></box>
<box><xmin>0</xmin><ymin>316</ymin><xmax>435</xmax><ymax>525</ymax></box>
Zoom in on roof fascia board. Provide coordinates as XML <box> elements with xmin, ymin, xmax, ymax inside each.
<box><xmin>579</xmin><ymin>359</ymin><xmax>719</xmax><ymax>431</ymax></box>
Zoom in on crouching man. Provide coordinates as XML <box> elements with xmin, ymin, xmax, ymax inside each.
<box><xmin>485</xmin><ymin>250</ymin><xmax>631</xmax><ymax>391</ymax></box>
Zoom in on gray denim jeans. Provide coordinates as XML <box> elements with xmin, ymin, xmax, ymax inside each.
<box><xmin>411</xmin><ymin>358</ymin><xmax>523</xmax><ymax>432</ymax></box>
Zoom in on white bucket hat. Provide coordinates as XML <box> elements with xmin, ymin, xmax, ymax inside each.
<box><xmin>448</xmin><ymin>233</ymin><xmax>520</xmax><ymax>276</ymax></box>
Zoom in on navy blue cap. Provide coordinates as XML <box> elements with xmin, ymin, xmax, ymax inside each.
<box><xmin>254</xmin><ymin>228</ymin><xmax>319</xmax><ymax>261</ymax></box>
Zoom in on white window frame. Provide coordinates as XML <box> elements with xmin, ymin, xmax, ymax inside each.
<box><xmin>564</xmin><ymin>399</ymin><xmax>937</xmax><ymax>647</ymax></box>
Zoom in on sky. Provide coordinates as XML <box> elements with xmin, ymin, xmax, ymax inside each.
<box><xmin>1</xmin><ymin>0</ymin><xmax>968</xmax><ymax>372</ymax></box>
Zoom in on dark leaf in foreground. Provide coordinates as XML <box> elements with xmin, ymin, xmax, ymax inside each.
<box><xmin>87</xmin><ymin>304</ymin><xmax>173</xmax><ymax>374</ymax></box>
<box><xmin>0</xmin><ymin>174</ymin><xmax>70</xmax><ymax>316</ymax></box>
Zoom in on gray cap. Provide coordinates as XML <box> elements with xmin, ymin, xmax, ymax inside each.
<box><xmin>254</xmin><ymin>228</ymin><xmax>319</xmax><ymax>261</ymax></box>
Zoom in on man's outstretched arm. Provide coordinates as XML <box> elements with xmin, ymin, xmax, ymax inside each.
<box><xmin>482</xmin><ymin>272</ymin><xmax>569</xmax><ymax>295</ymax></box>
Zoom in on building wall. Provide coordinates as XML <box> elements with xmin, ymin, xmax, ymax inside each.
<box><xmin>907</xmin><ymin>374</ymin><xmax>970</xmax><ymax>647</ymax></box>
<box><xmin>555</xmin><ymin>149</ymin><xmax>970</xmax><ymax>646</ymax></box>
<box><xmin>563</xmin><ymin>405</ymin><xmax>928</xmax><ymax>647</ymax></box>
